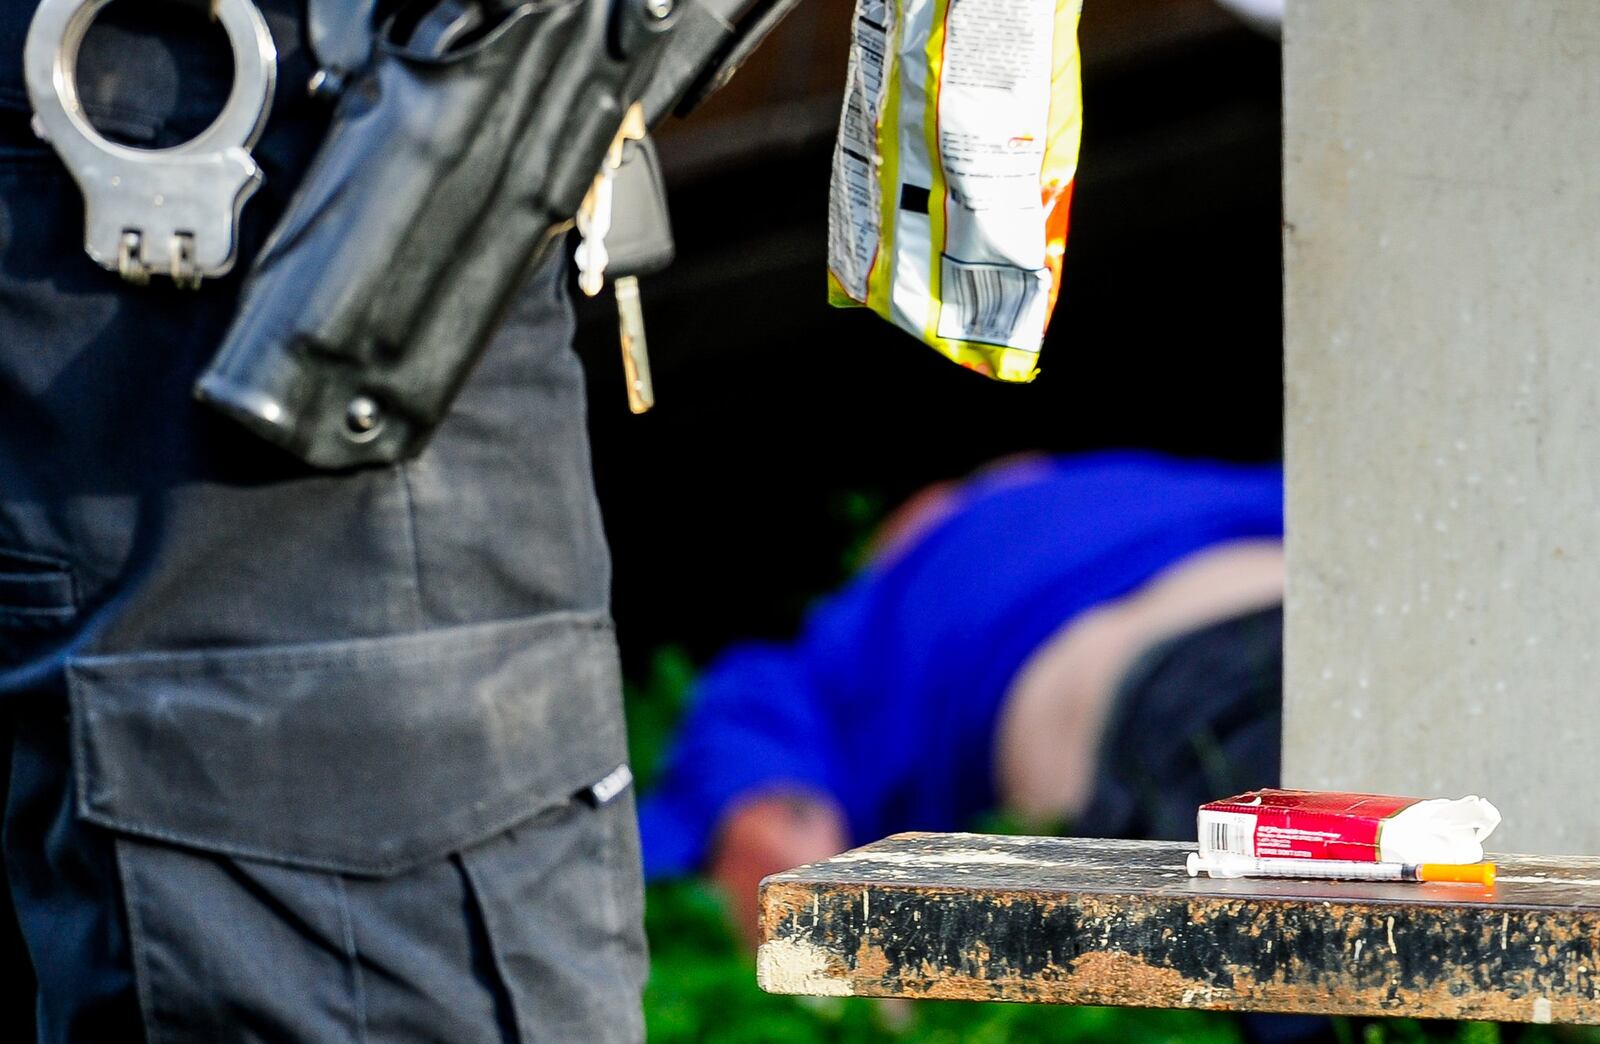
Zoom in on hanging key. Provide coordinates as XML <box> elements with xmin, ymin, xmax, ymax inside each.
<box><xmin>600</xmin><ymin>132</ymin><xmax>676</xmax><ymax>414</ymax></box>
<box><xmin>574</xmin><ymin>165</ymin><xmax>615</xmax><ymax>298</ymax></box>
<box><xmin>575</xmin><ymin>104</ymin><xmax>647</xmax><ymax>298</ymax></box>
<box><xmin>613</xmin><ymin>276</ymin><xmax>654</xmax><ymax>413</ymax></box>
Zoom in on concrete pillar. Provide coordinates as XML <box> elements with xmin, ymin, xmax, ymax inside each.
<box><xmin>1283</xmin><ymin>1</ymin><xmax>1600</xmax><ymax>853</ymax></box>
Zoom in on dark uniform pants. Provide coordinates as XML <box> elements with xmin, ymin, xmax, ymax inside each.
<box><xmin>0</xmin><ymin>4</ymin><xmax>646</xmax><ymax>1041</ymax></box>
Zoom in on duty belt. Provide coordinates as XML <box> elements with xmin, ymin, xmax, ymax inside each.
<box><xmin>20</xmin><ymin>0</ymin><xmax>801</xmax><ymax>467</ymax></box>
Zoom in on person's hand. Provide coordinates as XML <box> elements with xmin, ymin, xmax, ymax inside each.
<box><xmin>709</xmin><ymin>792</ymin><xmax>850</xmax><ymax>949</ymax></box>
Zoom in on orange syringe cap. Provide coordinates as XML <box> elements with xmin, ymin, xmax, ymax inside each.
<box><xmin>1418</xmin><ymin>862</ymin><xmax>1496</xmax><ymax>886</ymax></box>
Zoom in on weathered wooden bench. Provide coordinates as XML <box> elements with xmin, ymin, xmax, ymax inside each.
<box><xmin>757</xmin><ymin>833</ymin><xmax>1600</xmax><ymax>1024</ymax></box>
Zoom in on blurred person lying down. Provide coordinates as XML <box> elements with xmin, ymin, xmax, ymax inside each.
<box><xmin>638</xmin><ymin>452</ymin><xmax>1284</xmax><ymax>941</ymax></box>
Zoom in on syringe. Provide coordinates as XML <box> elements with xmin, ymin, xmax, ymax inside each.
<box><xmin>1186</xmin><ymin>852</ymin><xmax>1495</xmax><ymax>886</ymax></box>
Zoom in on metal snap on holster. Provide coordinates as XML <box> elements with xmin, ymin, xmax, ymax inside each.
<box><xmin>23</xmin><ymin>0</ymin><xmax>277</xmax><ymax>287</ymax></box>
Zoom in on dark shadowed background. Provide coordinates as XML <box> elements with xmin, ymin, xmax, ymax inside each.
<box><xmin>575</xmin><ymin>0</ymin><xmax>1284</xmax><ymax>675</ymax></box>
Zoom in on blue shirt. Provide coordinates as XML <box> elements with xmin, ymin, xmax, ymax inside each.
<box><xmin>638</xmin><ymin>452</ymin><xmax>1284</xmax><ymax>878</ymax></box>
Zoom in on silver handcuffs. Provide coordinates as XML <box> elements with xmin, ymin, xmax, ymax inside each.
<box><xmin>24</xmin><ymin>0</ymin><xmax>277</xmax><ymax>288</ymax></box>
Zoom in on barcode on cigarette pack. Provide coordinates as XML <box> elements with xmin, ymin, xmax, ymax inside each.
<box><xmin>936</xmin><ymin>257</ymin><xmax>1048</xmax><ymax>349</ymax></box>
<box><xmin>1200</xmin><ymin>811</ymin><xmax>1258</xmax><ymax>857</ymax></box>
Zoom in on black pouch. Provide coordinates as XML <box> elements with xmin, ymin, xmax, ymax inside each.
<box><xmin>68</xmin><ymin>611</ymin><xmax>628</xmax><ymax>875</ymax></box>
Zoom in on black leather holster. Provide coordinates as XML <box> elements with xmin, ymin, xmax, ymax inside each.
<box><xmin>195</xmin><ymin>0</ymin><xmax>684</xmax><ymax>468</ymax></box>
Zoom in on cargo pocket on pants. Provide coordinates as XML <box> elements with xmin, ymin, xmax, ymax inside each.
<box><xmin>457</xmin><ymin>784</ymin><xmax>648</xmax><ymax>1044</ymax></box>
<box><xmin>65</xmin><ymin>612</ymin><xmax>632</xmax><ymax>1041</ymax></box>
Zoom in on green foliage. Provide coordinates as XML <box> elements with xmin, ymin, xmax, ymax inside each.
<box><xmin>827</xmin><ymin>489</ymin><xmax>890</xmax><ymax>576</ymax></box>
<box><xmin>625</xmin><ymin>644</ymin><xmax>699</xmax><ymax>793</ymax></box>
<box><xmin>1336</xmin><ymin>1019</ymin><xmax>1600</xmax><ymax>1044</ymax></box>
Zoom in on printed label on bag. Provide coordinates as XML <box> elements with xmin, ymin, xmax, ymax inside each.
<box><xmin>827</xmin><ymin>0</ymin><xmax>1083</xmax><ymax>382</ymax></box>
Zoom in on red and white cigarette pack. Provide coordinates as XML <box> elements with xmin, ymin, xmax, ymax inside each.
<box><xmin>1198</xmin><ymin>789</ymin><xmax>1501</xmax><ymax>865</ymax></box>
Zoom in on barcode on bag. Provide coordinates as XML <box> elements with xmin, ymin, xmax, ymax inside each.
<box><xmin>936</xmin><ymin>256</ymin><xmax>1048</xmax><ymax>349</ymax></box>
<box><xmin>1199</xmin><ymin>811</ymin><xmax>1257</xmax><ymax>857</ymax></box>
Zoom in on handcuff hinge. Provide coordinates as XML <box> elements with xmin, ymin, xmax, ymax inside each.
<box><xmin>24</xmin><ymin>0</ymin><xmax>279</xmax><ymax>288</ymax></box>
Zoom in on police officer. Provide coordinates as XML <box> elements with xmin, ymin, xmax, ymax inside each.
<box><xmin>0</xmin><ymin>2</ymin><xmax>646</xmax><ymax>1039</ymax></box>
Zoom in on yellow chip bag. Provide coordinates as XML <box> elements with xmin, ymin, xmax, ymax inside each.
<box><xmin>827</xmin><ymin>0</ymin><xmax>1083</xmax><ymax>382</ymax></box>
